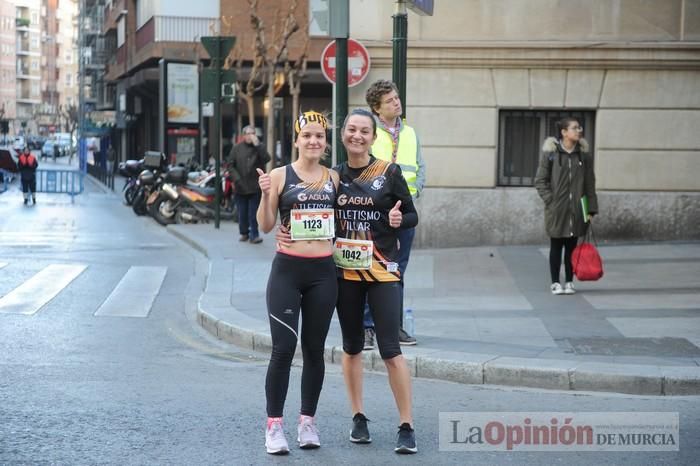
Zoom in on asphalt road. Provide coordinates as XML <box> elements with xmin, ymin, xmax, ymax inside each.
<box><xmin>0</xmin><ymin>180</ymin><xmax>698</xmax><ymax>465</ymax></box>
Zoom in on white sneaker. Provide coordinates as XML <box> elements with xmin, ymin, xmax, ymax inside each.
<box><xmin>551</xmin><ymin>282</ymin><xmax>564</xmax><ymax>295</ymax></box>
<box><xmin>297</xmin><ymin>415</ymin><xmax>321</xmax><ymax>449</ymax></box>
<box><xmin>265</xmin><ymin>418</ymin><xmax>290</xmax><ymax>455</ymax></box>
<box><xmin>564</xmin><ymin>282</ymin><xmax>576</xmax><ymax>295</ymax></box>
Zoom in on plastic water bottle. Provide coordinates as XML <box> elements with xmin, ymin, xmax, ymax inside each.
<box><xmin>403</xmin><ymin>308</ymin><xmax>415</xmax><ymax>337</ymax></box>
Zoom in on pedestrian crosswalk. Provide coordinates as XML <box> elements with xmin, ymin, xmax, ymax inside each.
<box><xmin>0</xmin><ymin>262</ymin><xmax>168</xmax><ymax>317</ymax></box>
<box><xmin>94</xmin><ymin>266</ymin><xmax>167</xmax><ymax>317</ymax></box>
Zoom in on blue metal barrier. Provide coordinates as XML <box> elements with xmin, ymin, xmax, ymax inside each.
<box><xmin>35</xmin><ymin>169</ymin><xmax>84</xmax><ymax>202</ymax></box>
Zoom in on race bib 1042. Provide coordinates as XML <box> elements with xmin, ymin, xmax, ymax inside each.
<box><xmin>290</xmin><ymin>208</ymin><xmax>335</xmax><ymax>240</ymax></box>
<box><xmin>333</xmin><ymin>238</ymin><xmax>373</xmax><ymax>270</ymax></box>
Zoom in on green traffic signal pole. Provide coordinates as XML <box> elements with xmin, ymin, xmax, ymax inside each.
<box><xmin>213</xmin><ymin>38</ymin><xmax>222</xmax><ymax>229</ymax></box>
<box><xmin>392</xmin><ymin>0</ymin><xmax>408</xmax><ymax>119</ymax></box>
<box><xmin>335</xmin><ymin>37</ymin><xmax>348</xmax><ymax>165</ymax></box>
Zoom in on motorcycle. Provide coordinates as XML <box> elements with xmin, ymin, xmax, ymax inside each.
<box><xmin>131</xmin><ymin>169</ymin><xmax>159</xmax><ymax>216</ymax></box>
<box><xmin>157</xmin><ymin>171</ymin><xmax>237</xmax><ymax>224</ymax></box>
<box><xmin>118</xmin><ymin>159</ymin><xmax>144</xmax><ymax>205</ymax></box>
<box><xmin>147</xmin><ymin>166</ymin><xmax>188</xmax><ymax>226</ymax></box>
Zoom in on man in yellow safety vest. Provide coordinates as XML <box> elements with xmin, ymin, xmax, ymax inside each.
<box><xmin>363</xmin><ymin>79</ymin><xmax>426</xmax><ymax>347</ymax></box>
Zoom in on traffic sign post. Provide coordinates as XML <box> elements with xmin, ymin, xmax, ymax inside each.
<box><xmin>201</xmin><ymin>36</ymin><xmax>236</xmax><ymax>229</ymax></box>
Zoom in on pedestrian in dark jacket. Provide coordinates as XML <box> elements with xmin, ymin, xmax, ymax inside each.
<box><xmin>18</xmin><ymin>147</ymin><xmax>38</xmax><ymax>205</ymax></box>
<box><xmin>230</xmin><ymin>126</ymin><xmax>271</xmax><ymax>243</ymax></box>
<box><xmin>534</xmin><ymin>117</ymin><xmax>598</xmax><ymax>295</ymax></box>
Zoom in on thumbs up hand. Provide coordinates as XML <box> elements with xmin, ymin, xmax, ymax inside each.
<box><xmin>389</xmin><ymin>200</ymin><xmax>402</xmax><ymax>228</ymax></box>
<box><xmin>257</xmin><ymin>168</ymin><xmax>271</xmax><ymax>195</ymax></box>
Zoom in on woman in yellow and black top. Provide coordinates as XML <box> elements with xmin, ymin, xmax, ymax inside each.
<box><xmin>334</xmin><ymin>108</ymin><xmax>418</xmax><ymax>454</ymax></box>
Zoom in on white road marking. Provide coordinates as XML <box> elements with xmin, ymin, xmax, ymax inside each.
<box><xmin>94</xmin><ymin>266</ymin><xmax>167</xmax><ymax>318</ymax></box>
<box><xmin>0</xmin><ymin>264</ymin><xmax>88</xmax><ymax>315</ymax></box>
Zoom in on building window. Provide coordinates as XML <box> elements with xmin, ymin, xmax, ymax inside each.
<box><xmin>497</xmin><ymin>109</ymin><xmax>596</xmax><ymax>187</ymax></box>
<box><xmin>65</xmin><ymin>73</ymin><xmax>72</xmax><ymax>87</ymax></box>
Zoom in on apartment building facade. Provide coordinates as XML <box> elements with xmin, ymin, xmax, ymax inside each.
<box><xmin>13</xmin><ymin>0</ymin><xmax>41</xmax><ymax>132</ymax></box>
<box><xmin>98</xmin><ymin>0</ymin><xmax>329</xmax><ymax>165</ymax></box>
<box><xmin>0</xmin><ymin>1</ymin><xmax>17</xmax><ymax>126</ymax></box>
<box><xmin>0</xmin><ymin>0</ymin><xmax>78</xmax><ymax>136</ymax></box>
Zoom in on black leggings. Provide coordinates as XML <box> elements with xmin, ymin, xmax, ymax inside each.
<box><xmin>337</xmin><ymin>280</ymin><xmax>402</xmax><ymax>360</ymax></box>
<box><xmin>265</xmin><ymin>253</ymin><xmax>337</xmax><ymax>417</ymax></box>
<box><xmin>549</xmin><ymin>237</ymin><xmax>578</xmax><ymax>283</ymax></box>
<box><xmin>21</xmin><ymin>178</ymin><xmax>36</xmax><ymax>195</ymax></box>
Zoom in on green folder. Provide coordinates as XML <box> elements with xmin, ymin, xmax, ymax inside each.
<box><xmin>581</xmin><ymin>195</ymin><xmax>589</xmax><ymax>222</ymax></box>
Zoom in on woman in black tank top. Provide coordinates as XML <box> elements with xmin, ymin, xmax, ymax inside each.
<box><xmin>255</xmin><ymin>111</ymin><xmax>340</xmax><ymax>454</ymax></box>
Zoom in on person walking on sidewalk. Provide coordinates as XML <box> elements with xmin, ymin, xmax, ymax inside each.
<box><xmin>334</xmin><ymin>108</ymin><xmax>419</xmax><ymax>454</ymax></box>
<box><xmin>362</xmin><ymin>79</ymin><xmax>426</xmax><ymax>348</ymax></box>
<box><xmin>534</xmin><ymin>117</ymin><xmax>598</xmax><ymax>295</ymax></box>
<box><xmin>17</xmin><ymin>146</ymin><xmax>38</xmax><ymax>205</ymax></box>
<box><xmin>256</xmin><ymin>111</ymin><xmax>338</xmax><ymax>455</ymax></box>
<box><xmin>230</xmin><ymin>125</ymin><xmax>271</xmax><ymax>244</ymax></box>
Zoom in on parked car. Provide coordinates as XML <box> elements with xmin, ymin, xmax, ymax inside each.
<box><xmin>42</xmin><ymin>140</ymin><xmax>57</xmax><ymax>158</ymax></box>
<box><xmin>27</xmin><ymin>135</ymin><xmax>47</xmax><ymax>150</ymax></box>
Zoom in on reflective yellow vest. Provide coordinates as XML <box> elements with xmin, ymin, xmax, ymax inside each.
<box><xmin>371</xmin><ymin>124</ymin><xmax>419</xmax><ymax>196</ymax></box>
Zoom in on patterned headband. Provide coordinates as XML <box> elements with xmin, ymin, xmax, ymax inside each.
<box><xmin>294</xmin><ymin>111</ymin><xmax>328</xmax><ymax>134</ymax></box>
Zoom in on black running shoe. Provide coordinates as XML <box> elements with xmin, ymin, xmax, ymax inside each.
<box><xmin>399</xmin><ymin>328</ymin><xmax>417</xmax><ymax>346</ymax></box>
<box><xmin>350</xmin><ymin>413</ymin><xmax>371</xmax><ymax>444</ymax></box>
<box><xmin>395</xmin><ymin>423</ymin><xmax>417</xmax><ymax>454</ymax></box>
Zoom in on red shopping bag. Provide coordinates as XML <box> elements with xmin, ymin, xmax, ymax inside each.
<box><xmin>572</xmin><ymin>225</ymin><xmax>604</xmax><ymax>281</ymax></box>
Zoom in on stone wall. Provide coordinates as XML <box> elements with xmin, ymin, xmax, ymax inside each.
<box><xmin>414</xmin><ymin>188</ymin><xmax>700</xmax><ymax>248</ymax></box>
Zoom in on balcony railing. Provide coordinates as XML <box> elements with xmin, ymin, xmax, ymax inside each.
<box><xmin>135</xmin><ymin>16</ymin><xmax>220</xmax><ymax>50</ymax></box>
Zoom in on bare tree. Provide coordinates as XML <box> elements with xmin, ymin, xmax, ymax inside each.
<box><xmin>223</xmin><ymin>9</ymin><xmax>266</xmax><ymax>134</ymax></box>
<box><xmin>61</xmin><ymin>104</ymin><xmax>78</xmax><ymax>141</ymax></box>
<box><xmin>284</xmin><ymin>32</ymin><xmax>308</xmax><ymax>161</ymax></box>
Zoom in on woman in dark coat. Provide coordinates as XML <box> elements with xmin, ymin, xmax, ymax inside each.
<box><xmin>534</xmin><ymin>117</ymin><xmax>598</xmax><ymax>295</ymax></box>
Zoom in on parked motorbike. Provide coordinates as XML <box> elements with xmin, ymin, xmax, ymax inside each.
<box><xmin>147</xmin><ymin>166</ymin><xmax>188</xmax><ymax>225</ymax></box>
<box><xmin>118</xmin><ymin>159</ymin><xmax>144</xmax><ymax>205</ymax></box>
<box><xmin>157</xmin><ymin>172</ymin><xmax>237</xmax><ymax>224</ymax></box>
<box><xmin>131</xmin><ymin>169</ymin><xmax>158</xmax><ymax>216</ymax></box>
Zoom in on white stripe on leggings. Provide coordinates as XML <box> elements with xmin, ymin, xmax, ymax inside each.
<box><xmin>269</xmin><ymin>313</ymin><xmax>298</xmax><ymax>340</ymax></box>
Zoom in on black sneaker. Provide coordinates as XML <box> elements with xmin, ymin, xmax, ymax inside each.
<box><xmin>350</xmin><ymin>413</ymin><xmax>371</xmax><ymax>444</ymax></box>
<box><xmin>399</xmin><ymin>328</ymin><xmax>417</xmax><ymax>346</ymax></box>
<box><xmin>395</xmin><ymin>423</ymin><xmax>417</xmax><ymax>454</ymax></box>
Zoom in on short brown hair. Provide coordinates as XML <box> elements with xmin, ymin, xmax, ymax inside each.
<box><xmin>365</xmin><ymin>79</ymin><xmax>398</xmax><ymax>115</ymax></box>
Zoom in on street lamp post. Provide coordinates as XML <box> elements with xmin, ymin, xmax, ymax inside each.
<box><xmin>392</xmin><ymin>0</ymin><xmax>408</xmax><ymax>119</ymax></box>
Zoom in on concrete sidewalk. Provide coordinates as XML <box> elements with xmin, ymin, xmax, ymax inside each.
<box><xmin>167</xmin><ymin>222</ymin><xmax>700</xmax><ymax>396</ymax></box>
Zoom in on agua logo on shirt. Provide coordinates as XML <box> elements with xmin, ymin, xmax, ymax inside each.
<box><xmin>337</xmin><ymin>194</ymin><xmax>374</xmax><ymax>207</ymax></box>
<box><xmin>298</xmin><ymin>192</ymin><xmax>332</xmax><ymax>202</ymax></box>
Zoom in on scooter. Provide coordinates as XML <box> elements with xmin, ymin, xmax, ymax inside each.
<box><xmin>157</xmin><ymin>173</ymin><xmax>236</xmax><ymax>224</ymax></box>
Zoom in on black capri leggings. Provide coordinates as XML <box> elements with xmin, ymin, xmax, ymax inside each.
<box><xmin>337</xmin><ymin>279</ymin><xmax>402</xmax><ymax>360</ymax></box>
<box><xmin>265</xmin><ymin>253</ymin><xmax>337</xmax><ymax>418</ymax></box>
<box><xmin>21</xmin><ymin>178</ymin><xmax>36</xmax><ymax>194</ymax></box>
<box><xmin>549</xmin><ymin>237</ymin><xmax>579</xmax><ymax>283</ymax></box>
